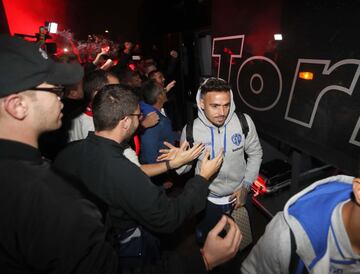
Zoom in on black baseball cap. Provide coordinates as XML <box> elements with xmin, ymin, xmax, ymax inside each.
<box><xmin>0</xmin><ymin>35</ymin><xmax>83</xmax><ymax>98</ymax></box>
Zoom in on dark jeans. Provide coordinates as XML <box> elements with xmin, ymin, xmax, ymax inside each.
<box><xmin>117</xmin><ymin>227</ymin><xmax>161</xmax><ymax>273</ymax></box>
<box><xmin>195</xmin><ymin>200</ymin><xmax>234</xmax><ymax>246</ymax></box>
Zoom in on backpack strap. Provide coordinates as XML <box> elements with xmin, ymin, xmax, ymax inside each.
<box><xmin>186</xmin><ymin>119</ymin><xmax>194</xmax><ymax>147</ymax></box>
<box><xmin>235</xmin><ymin>110</ymin><xmax>249</xmax><ymax>139</ymax></box>
<box><xmin>289</xmin><ymin>229</ymin><xmax>309</xmax><ymax>274</ymax></box>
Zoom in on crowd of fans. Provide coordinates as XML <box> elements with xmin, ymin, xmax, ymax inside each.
<box><xmin>1</xmin><ymin>33</ymin><xmax>360</xmax><ymax>274</ymax></box>
<box><xmin>0</xmin><ymin>35</ymin><xmax>241</xmax><ymax>274</ymax></box>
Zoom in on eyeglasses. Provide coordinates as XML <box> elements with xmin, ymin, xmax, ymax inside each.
<box><xmin>128</xmin><ymin>113</ymin><xmax>144</xmax><ymax>120</ymax></box>
<box><xmin>30</xmin><ymin>86</ymin><xmax>66</xmax><ymax>99</ymax></box>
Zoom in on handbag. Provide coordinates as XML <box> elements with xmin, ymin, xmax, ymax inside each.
<box><xmin>231</xmin><ymin>206</ymin><xmax>253</xmax><ymax>251</ymax></box>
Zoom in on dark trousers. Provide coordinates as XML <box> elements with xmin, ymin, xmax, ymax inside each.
<box><xmin>117</xmin><ymin>227</ymin><xmax>160</xmax><ymax>273</ymax></box>
<box><xmin>195</xmin><ymin>200</ymin><xmax>233</xmax><ymax>246</ymax></box>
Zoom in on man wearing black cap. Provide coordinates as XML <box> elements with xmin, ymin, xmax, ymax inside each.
<box><xmin>0</xmin><ymin>35</ymin><xmax>118</xmax><ymax>273</ymax></box>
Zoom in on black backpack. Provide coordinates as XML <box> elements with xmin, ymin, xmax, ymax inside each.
<box><xmin>185</xmin><ymin>110</ymin><xmax>249</xmax><ymax>146</ymax></box>
<box><xmin>289</xmin><ymin>229</ymin><xmax>309</xmax><ymax>274</ymax></box>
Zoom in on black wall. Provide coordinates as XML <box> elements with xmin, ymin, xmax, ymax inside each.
<box><xmin>211</xmin><ymin>0</ymin><xmax>360</xmax><ymax>175</ymax></box>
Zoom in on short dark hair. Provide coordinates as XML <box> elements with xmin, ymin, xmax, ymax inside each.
<box><xmin>99</xmin><ymin>54</ymin><xmax>110</xmax><ymax>61</ymax></box>
<box><xmin>118</xmin><ymin>69</ymin><xmax>140</xmax><ymax>84</ymax></box>
<box><xmin>93</xmin><ymin>84</ymin><xmax>139</xmax><ymax>131</ymax></box>
<box><xmin>148</xmin><ymin>69</ymin><xmax>161</xmax><ymax>80</ymax></box>
<box><xmin>141</xmin><ymin>80</ymin><xmax>163</xmax><ymax>105</ymax></box>
<box><xmin>200</xmin><ymin>77</ymin><xmax>231</xmax><ymax>97</ymax></box>
<box><xmin>83</xmin><ymin>70</ymin><xmax>118</xmax><ymax>101</ymax></box>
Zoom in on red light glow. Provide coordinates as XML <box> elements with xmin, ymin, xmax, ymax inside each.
<box><xmin>251</xmin><ymin>175</ymin><xmax>267</xmax><ymax>197</ymax></box>
<box><xmin>128</xmin><ymin>63</ymin><xmax>136</xmax><ymax>71</ymax></box>
<box><xmin>2</xmin><ymin>0</ymin><xmax>67</xmax><ymax>36</ymax></box>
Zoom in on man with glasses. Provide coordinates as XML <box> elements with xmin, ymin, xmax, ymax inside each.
<box><xmin>68</xmin><ymin>71</ymin><xmax>203</xmax><ymax>177</ymax></box>
<box><xmin>53</xmin><ymin>84</ymin><xmax>241</xmax><ymax>272</ymax></box>
<box><xmin>0</xmin><ymin>35</ymin><xmax>118</xmax><ymax>273</ymax></box>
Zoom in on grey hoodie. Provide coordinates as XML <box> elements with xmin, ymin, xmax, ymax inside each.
<box><xmin>178</xmin><ymin>85</ymin><xmax>263</xmax><ymax>196</ymax></box>
<box><xmin>242</xmin><ymin>175</ymin><xmax>360</xmax><ymax>274</ymax></box>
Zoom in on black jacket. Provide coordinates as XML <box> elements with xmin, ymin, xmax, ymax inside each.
<box><xmin>0</xmin><ymin>139</ymin><xmax>118</xmax><ymax>274</ymax></box>
<box><xmin>54</xmin><ymin>133</ymin><xmax>209</xmax><ymax>234</ymax></box>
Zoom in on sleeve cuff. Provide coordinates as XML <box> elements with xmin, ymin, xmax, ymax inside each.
<box><xmin>243</xmin><ymin>180</ymin><xmax>252</xmax><ymax>190</ymax></box>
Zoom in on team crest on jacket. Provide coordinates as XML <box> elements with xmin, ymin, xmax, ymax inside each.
<box><xmin>231</xmin><ymin>133</ymin><xmax>242</xmax><ymax>146</ymax></box>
